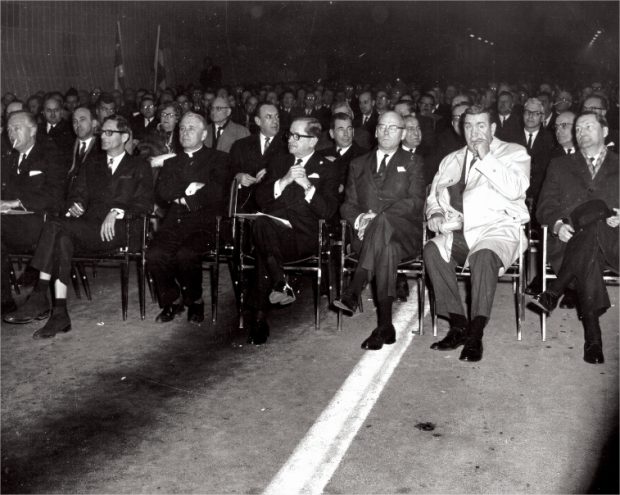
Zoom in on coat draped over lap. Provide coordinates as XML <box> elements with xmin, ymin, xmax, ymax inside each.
<box><xmin>426</xmin><ymin>138</ymin><xmax>530</xmax><ymax>272</ymax></box>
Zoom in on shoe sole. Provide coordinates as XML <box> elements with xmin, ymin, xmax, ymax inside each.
<box><xmin>333</xmin><ymin>300</ymin><xmax>356</xmax><ymax>315</ymax></box>
<box><xmin>3</xmin><ymin>310</ymin><xmax>51</xmax><ymax>325</ymax></box>
<box><xmin>529</xmin><ymin>298</ymin><xmax>554</xmax><ymax>314</ymax></box>
<box><xmin>269</xmin><ymin>293</ymin><xmax>296</xmax><ymax>305</ymax></box>
<box><xmin>32</xmin><ymin>324</ymin><xmax>71</xmax><ymax>339</ymax></box>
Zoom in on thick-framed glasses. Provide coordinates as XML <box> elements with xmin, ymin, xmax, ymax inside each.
<box><xmin>212</xmin><ymin>106</ymin><xmax>230</xmax><ymax>112</ymax></box>
<box><xmin>141</xmin><ymin>104</ymin><xmax>155</xmax><ymax>110</ymax></box>
<box><xmin>286</xmin><ymin>132</ymin><xmax>314</xmax><ymax>141</ymax></box>
<box><xmin>583</xmin><ymin>106</ymin><xmax>604</xmax><ymax>112</ymax></box>
<box><xmin>523</xmin><ymin>110</ymin><xmax>543</xmax><ymax>117</ymax></box>
<box><xmin>554</xmin><ymin>122</ymin><xmax>573</xmax><ymax>130</ymax></box>
<box><xmin>161</xmin><ymin>112</ymin><xmax>177</xmax><ymax>119</ymax></box>
<box><xmin>101</xmin><ymin>129</ymin><xmax>125</xmax><ymax>136</ymax></box>
<box><xmin>376</xmin><ymin>124</ymin><xmax>404</xmax><ymax>134</ymax></box>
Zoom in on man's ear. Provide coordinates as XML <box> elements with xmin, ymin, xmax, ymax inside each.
<box><xmin>201</xmin><ymin>130</ymin><xmax>208</xmax><ymax>142</ymax></box>
<box><xmin>254</xmin><ymin>115</ymin><xmax>261</xmax><ymax>127</ymax></box>
<box><xmin>329</xmin><ymin>129</ymin><xmax>335</xmax><ymax>140</ymax></box>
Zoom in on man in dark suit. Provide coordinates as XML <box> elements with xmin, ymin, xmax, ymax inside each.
<box><xmin>494</xmin><ymin>91</ymin><xmax>522</xmax><ymax>144</ymax></box>
<box><xmin>533</xmin><ymin>112</ymin><xmax>618</xmax><ymax>364</ymax></box>
<box><xmin>1</xmin><ymin>111</ymin><xmax>66</xmax><ymax>313</ymax></box>
<box><xmin>230</xmin><ymin>102</ymin><xmax>288</xmax><ymax>213</ymax></box>
<box><xmin>582</xmin><ymin>95</ymin><xmax>618</xmax><ymax>153</ymax></box>
<box><xmin>515</xmin><ymin>97</ymin><xmax>555</xmax><ymax>210</ymax></box>
<box><xmin>291</xmin><ymin>93</ymin><xmax>323</xmax><ymax>121</ymax></box>
<box><xmin>67</xmin><ymin>107</ymin><xmax>102</xmax><ymax>185</ymax></box>
<box><xmin>278</xmin><ymin>90</ymin><xmax>296</xmax><ymax>133</ymax></box>
<box><xmin>334</xmin><ymin>111</ymin><xmax>426</xmax><ymax>350</ymax></box>
<box><xmin>550</xmin><ymin>111</ymin><xmax>577</xmax><ymax>160</ymax></box>
<box><xmin>146</xmin><ymin>112</ymin><xmax>231</xmax><ymax>324</ymax></box>
<box><xmin>247</xmin><ymin>117</ymin><xmax>340</xmax><ymax>345</ymax></box>
<box><xmin>204</xmin><ymin>96</ymin><xmax>251</xmax><ymax>153</ymax></box>
<box><xmin>131</xmin><ymin>96</ymin><xmax>158</xmax><ymax>142</ymax></box>
<box><xmin>353</xmin><ymin>91</ymin><xmax>378</xmax><ymax>136</ymax></box>
<box><xmin>39</xmin><ymin>95</ymin><xmax>75</xmax><ymax>158</ymax></box>
<box><xmin>3</xmin><ymin>115</ymin><xmax>153</xmax><ymax>338</ymax></box>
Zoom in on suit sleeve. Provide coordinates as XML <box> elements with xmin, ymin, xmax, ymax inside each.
<box><xmin>19</xmin><ymin>154</ymin><xmax>65</xmax><ymax>213</ymax></box>
<box><xmin>111</xmin><ymin>158</ymin><xmax>154</xmax><ymax>214</ymax></box>
<box><xmin>474</xmin><ymin>146</ymin><xmax>530</xmax><ymax>201</ymax></box>
<box><xmin>184</xmin><ymin>152</ymin><xmax>232</xmax><ymax>213</ymax></box>
<box><xmin>340</xmin><ymin>160</ymin><xmax>365</xmax><ymax>224</ymax></box>
<box><xmin>379</xmin><ymin>155</ymin><xmax>426</xmax><ymax>221</ymax></box>
<box><xmin>305</xmin><ymin>163</ymin><xmax>339</xmax><ymax>220</ymax></box>
<box><xmin>156</xmin><ymin>157</ymin><xmax>189</xmax><ymax>202</ymax></box>
<box><xmin>535</xmin><ymin>158</ymin><xmax>565</xmax><ymax>226</ymax></box>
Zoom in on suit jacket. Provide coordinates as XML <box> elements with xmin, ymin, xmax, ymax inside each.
<box><xmin>230</xmin><ymin>132</ymin><xmax>288</xmax><ymax>212</ymax></box>
<box><xmin>131</xmin><ymin>116</ymin><xmax>159</xmax><ymax>142</ymax></box>
<box><xmin>515</xmin><ymin>127</ymin><xmax>555</xmax><ymax>204</ymax></box>
<box><xmin>68</xmin><ymin>136</ymin><xmax>102</xmax><ymax>179</ymax></box>
<box><xmin>255</xmin><ymin>152</ymin><xmax>340</xmax><ymax>250</ymax></box>
<box><xmin>320</xmin><ymin>141</ymin><xmax>368</xmax><ymax>200</ymax></box>
<box><xmin>38</xmin><ymin>120</ymin><xmax>75</xmax><ymax>155</ymax></box>
<box><xmin>494</xmin><ymin>113</ymin><xmax>523</xmax><ymax>144</ymax></box>
<box><xmin>156</xmin><ymin>146</ymin><xmax>231</xmax><ymax>231</ymax></box>
<box><xmin>204</xmin><ymin>120</ymin><xmax>251</xmax><ymax>153</ymax></box>
<box><xmin>536</xmin><ymin>150</ymin><xmax>619</xmax><ymax>272</ymax></box>
<box><xmin>68</xmin><ymin>152</ymin><xmax>153</xmax><ymax>222</ymax></box>
<box><xmin>278</xmin><ymin>107</ymin><xmax>294</xmax><ymax>132</ymax></box>
<box><xmin>1</xmin><ymin>140</ymin><xmax>65</xmax><ymax>214</ymax></box>
<box><xmin>427</xmin><ymin>127</ymin><xmax>466</xmax><ymax>186</ymax></box>
<box><xmin>341</xmin><ymin>148</ymin><xmax>426</xmax><ymax>257</ymax></box>
<box><xmin>354</xmin><ymin>110</ymin><xmax>378</xmax><ymax>135</ymax></box>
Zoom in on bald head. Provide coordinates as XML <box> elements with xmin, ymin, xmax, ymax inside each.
<box><xmin>376</xmin><ymin>111</ymin><xmax>406</xmax><ymax>153</ymax></box>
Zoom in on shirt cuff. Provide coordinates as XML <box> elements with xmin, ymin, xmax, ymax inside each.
<box><xmin>111</xmin><ymin>208</ymin><xmax>125</xmax><ymax>219</ymax></box>
<box><xmin>274</xmin><ymin>180</ymin><xmax>282</xmax><ymax>198</ymax></box>
<box><xmin>304</xmin><ymin>185</ymin><xmax>316</xmax><ymax>203</ymax></box>
<box><xmin>354</xmin><ymin>213</ymin><xmax>364</xmax><ymax>230</ymax></box>
<box><xmin>552</xmin><ymin>219</ymin><xmax>566</xmax><ymax>236</ymax></box>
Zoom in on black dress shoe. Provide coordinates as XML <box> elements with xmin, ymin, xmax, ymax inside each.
<box><xmin>524</xmin><ymin>276</ymin><xmax>542</xmax><ymax>296</ymax></box>
<box><xmin>431</xmin><ymin>326</ymin><xmax>467</xmax><ymax>350</ymax></box>
<box><xmin>247</xmin><ymin>319</ymin><xmax>269</xmax><ymax>345</ymax></box>
<box><xmin>3</xmin><ymin>292</ymin><xmax>51</xmax><ymax>324</ymax></box>
<box><xmin>187</xmin><ymin>302</ymin><xmax>204</xmax><ymax>323</ymax></box>
<box><xmin>32</xmin><ymin>311</ymin><xmax>71</xmax><ymax>339</ymax></box>
<box><xmin>381</xmin><ymin>324</ymin><xmax>396</xmax><ymax>345</ymax></box>
<box><xmin>155</xmin><ymin>304</ymin><xmax>185</xmax><ymax>322</ymax></box>
<box><xmin>459</xmin><ymin>338</ymin><xmax>483</xmax><ymax>362</ymax></box>
<box><xmin>531</xmin><ymin>291</ymin><xmax>559</xmax><ymax>314</ymax></box>
<box><xmin>583</xmin><ymin>343</ymin><xmax>605</xmax><ymax>364</ymax></box>
<box><xmin>361</xmin><ymin>327</ymin><xmax>384</xmax><ymax>350</ymax></box>
<box><xmin>559</xmin><ymin>289</ymin><xmax>577</xmax><ymax>309</ymax></box>
<box><xmin>333</xmin><ymin>291</ymin><xmax>358</xmax><ymax>315</ymax></box>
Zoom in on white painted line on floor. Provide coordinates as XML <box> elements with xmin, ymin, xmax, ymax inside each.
<box><xmin>263</xmin><ymin>293</ymin><xmax>427</xmax><ymax>495</ymax></box>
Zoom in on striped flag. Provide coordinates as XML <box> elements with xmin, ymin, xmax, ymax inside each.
<box><xmin>114</xmin><ymin>21</ymin><xmax>125</xmax><ymax>90</ymax></box>
<box><xmin>154</xmin><ymin>25</ymin><xmax>166</xmax><ymax>92</ymax></box>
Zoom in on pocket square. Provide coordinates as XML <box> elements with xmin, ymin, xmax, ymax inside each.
<box><xmin>28</xmin><ymin>170</ymin><xmax>43</xmax><ymax>176</ymax></box>
<box><xmin>397</xmin><ymin>166</ymin><xmax>406</xmax><ymax>172</ymax></box>
<box><xmin>308</xmin><ymin>173</ymin><xmax>320</xmax><ymax>178</ymax></box>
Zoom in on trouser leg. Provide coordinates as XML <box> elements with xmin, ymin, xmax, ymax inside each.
<box><xmin>468</xmin><ymin>248</ymin><xmax>503</xmax><ymax>319</ymax></box>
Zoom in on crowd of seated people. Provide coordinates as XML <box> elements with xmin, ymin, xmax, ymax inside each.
<box><xmin>1</xmin><ymin>74</ymin><xmax>618</xmax><ymax>363</ymax></box>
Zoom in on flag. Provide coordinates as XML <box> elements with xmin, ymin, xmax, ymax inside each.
<box><xmin>154</xmin><ymin>25</ymin><xmax>166</xmax><ymax>92</ymax></box>
<box><xmin>114</xmin><ymin>21</ymin><xmax>125</xmax><ymax>91</ymax></box>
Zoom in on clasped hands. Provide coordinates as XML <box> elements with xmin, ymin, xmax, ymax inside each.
<box><xmin>280</xmin><ymin>164</ymin><xmax>311</xmax><ymax>190</ymax></box>
<box><xmin>0</xmin><ymin>199</ymin><xmax>21</xmax><ymax>213</ymax></box>
<box><xmin>236</xmin><ymin>168</ymin><xmax>267</xmax><ymax>187</ymax></box>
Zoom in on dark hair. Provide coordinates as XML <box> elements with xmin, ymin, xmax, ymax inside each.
<box><xmin>97</xmin><ymin>93</ymin><xmax>116</xmax><ymax>108</ymax></box>
<box><xmin>464</xmin><ymin>104</ymin><xmax>494</xmax><ymax>122</ymax></box>
<box><xmin>395</xmin><ymin>99</ymin><xmax>416</xmax><ymax>114</ymax></box>
<box><xmin>158</xmin><ymin>102</ymin><xmax>182</xmax><ymax>119</ymax></box>
<box><xmin>255</xmin><ymin>101</ymin><xmax>278</xmax><ymax>119</ymax></box>
<box><xmin>330</xmin><ymin>112</ymin><xmax>353</xmax><ymax>129</ymax></box>
<box><xmin>577</xmin><ymin>110</ymin><xmax>609</xmax><ymax>128</ymax></box>
<box><xmin>103</xmin><ymin>114</ymin><xmax>131</xmax><ymax>134</ymax></box>
<box><xmin>497</xmin><ymin>91</ymin><xmax>513</xmax><ymax>100</ymax></box>
<box><xmin>583</xmin><ymin>94</ymin><xmax>608</xmax><ymax>111</ymax></box>
<box><xmin>72</xmin><ymin>106</ymin><xmax>95</xmax><ymax>119</ymax></box>
<box><xmin>293</xmin><ymin>117</ymin><xmax>322</xmax><ymax>138</ymax></box>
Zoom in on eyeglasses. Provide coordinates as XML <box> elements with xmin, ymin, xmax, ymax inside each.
<box><xmin>101</xmin><ymin>129</ymin><xmax>125</xmax><ymax>136</ymax></box>
<box><xmin>554</xmin><ymin>122</ymin><xmax>573</xmax><ymax>130</ymax></box>
<box><xmin>212</xmin><ymin>106</ymin><xmax>230</xmax><ymax>111</ymax></box>
<box><xmin>141</xmin><ymin>104</ymin><xmax>154</xmax><ymax>110</ymax></box>
<box><xmin>523</xmin><ymin>110</ymin><xmax>543</xmax><ymax>117</ymax></box>
<box><xmin>286</xmin><ymin>132</ymin><xmax>315</xmax><ymax>141</ymax></box>
<box><xmin>405</xmin><ymin>126</ymin><xmax>421</xmax><ymax>132</ymax></box>
<box><xmin>376</xmin><ymin>124</ymin><xmax>404</xmax><ymax>134</ymax></box>
<box><xmin>583</xmin><ymin>106</ymin><xmax>604</xmax><ymax>112</ymax></box>
<box><xmin>161</xmin><ymin>112</ymin><xmax>177</xmax><ymax>119</ymax></box>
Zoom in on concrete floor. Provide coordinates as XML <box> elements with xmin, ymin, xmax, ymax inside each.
<box><xmin>1</xmin><ymin>265</ymin><xmax>618</xmax><ymax>494</ymax></box>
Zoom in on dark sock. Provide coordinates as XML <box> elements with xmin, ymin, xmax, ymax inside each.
<box><xmin>469</xmin><ymin>315</ymin><xmax>488</xmax><ymax>339</ymax></box>
<box><xmin>347</xmin><ymin>267</ymin><xmax>369</xmax><ymax>297</ymax></box>
<box><xmin>36</xmin><ymin>278</ymin><xmax>51</xmax><ymax>294</ymax></box>
<box><xmin>582</xmin><ymin>312</ymin><xmax>602</xmax><ymax>345</ymax></box>
<box><xmin>53</xmin><ymin>298</ymin><xmax>67</xmax><ymax>313</ymax></box>
<box><xmin>377</xmin><ymin>297</ymin><xmax>394</xmax><ymax>327</ymax></box>
<box><xmin>449</xmin><ymin>312</ymin><xmax>468</xmax><ymax>330</ymax></box>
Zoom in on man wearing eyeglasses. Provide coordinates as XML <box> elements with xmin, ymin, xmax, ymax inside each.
<box><xmin>205</xmin><ymin>96</ymin><xmax>250</xmax><ymax>153</ymax></box>
<box><xmin>131</xmin><ymin>96</ymin><xmax>158</xmax><ymax>142</ymax></box>
<box><xmin>245</xmin><ymin>117</ymin><xmax>340</xmax><ymax>345</ymax></box>
<box><xmin>424</xmin><ymin>105</ymin><xmax>530</xmax><ymax>362</ymax></box>
<box><xmin>146</xmin><ymin>112</ymin><xmax>231</xmax><ymax>324</ymax></box>
<box><xmin>550</xmin><ymin>111</ymin><xmax>577</xmax><ymax>159</ymax></box>
<box><xmin>494</xmin><ymin>91</ymin><xmax>522</xmax><ymax>144</ymax></box>
<box><xmin>534</xmin><ymin>112</ymin><xmax>619</xmax><ymax>364</ymax></box>
<box><xmin>4</xmin><ymin>115</ymin><xmax>153</xmax><ymax>338</ymax></box>
<box><xmin>515</xmin><ymin>97</ymin><xmax>555</xmax><ymax>210</ymax></box>
<box><xmin>334</xmin><ymin>111</ymin><xmax>426</xmax><ymax>350</ymax></box>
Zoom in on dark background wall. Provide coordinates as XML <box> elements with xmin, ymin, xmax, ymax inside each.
<box><xmin>1</xmin><ymin>1</ymin><xmax>618</xmax><ymax>98</ymax></box>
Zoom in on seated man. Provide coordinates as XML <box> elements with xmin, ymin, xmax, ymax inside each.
<box><xmin>1</xmin><ymin>111</ymin><xmax>65</xmax><ymax>313</ymax></box>
<box><xmin>424</xmin><ymin>105</ymin><xmax>530</xmax><ymax>362</ymax></box>
<box><xmin>146</xmin><ymin>112</ymin><xmax>231</xmax><ymax>323</ymax></box>
<box><xmin>3</xmin><ymin>115</ymin><xmax>153</xmax><ymax>338</ymax></box>
<box><xmin>333</xmin><ymin>111</ymin><xmax>426</xmax><ymax>350</ymax></box>
<box><xmin>247</xmin><ymin>117</ymin><xmax>340</xmax><ymax>345</ymax></box>
<box><xmin>533</xmin><ymin>112</ymin><xmax>618</xmax><ymax>364</ymax></box>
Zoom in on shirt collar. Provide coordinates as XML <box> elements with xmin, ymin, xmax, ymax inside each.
<box><xmin>375</xmin><ymin>148</ymin><xmax>396</xmax><ymax>170</ymax></box>
<box><xmin>81</xmin><ymin>136</ymin><xmax>93</xmax><ymax>148</ymax></box>
<box><xmin>295</xmin><ymin>152</ymin><xmax>314</xmax><ymax>167</ymax></box>
<box><xmin>185</xmin><ymin>145</ymin><xmax>203</xmax><ymax>158</ymax></box>
<box><xmin>337</xmin><ymin>144</ymin><xmax>352</xmax><ymax>155</ymax></box>
<box><xmin>106</xmin><ymin>152</ymin><xmax>126</xmax><ymax>174</ymax></box>
<box><xmin>20</xmin><ymin>144</ymin><xmax>35</xmax><ymax>159</ymax></box>
<box><xmin>525</xmin><ymin>128</ymin><xmax>540</xmax><ymax>140</ymax></box>
<box><xmin>401</xmin><ymin>143</ymin><xmax>416</xmax><ymax>153</ymax></box>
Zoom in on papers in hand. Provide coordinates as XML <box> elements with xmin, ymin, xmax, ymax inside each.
<box><xmin>236</xmin><ymin>212</ymin><xmax>292</xmax><ymax>228</ymax></box>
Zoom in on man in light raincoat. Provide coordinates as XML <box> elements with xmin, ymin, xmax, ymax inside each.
<box><xmin>424</xmin><ymin>105</ymin><xmax>530</xmax><ymax>362</ymax></box>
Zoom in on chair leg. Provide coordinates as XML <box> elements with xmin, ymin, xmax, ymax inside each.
<box><xmin>211</xmin><ymin>263</ymin><xmax>219</xmax><ymax>324</ymax></box>
<box><xmin>9</xmin><ymin>261</ymin><xmax>20</xmax><ymax>295</ymax></box>
<box><xmin>429</xmin><ymin>283</ymin><xmax>437</xmax><ymax>337</ymax></box>
<box><xmin>418</xmin><ymin>272</ymin><xmax>425</xmax><ymax>336</ymax></box>
<box><xmin>77</xmin><ymin>262</ymin><xmax>92</xmax><ymax>301</ymax></box>
<box><xmin>70</xmin><ymin>264</ymin><xmax>82</xmax><ymax>299</ymax></box>
<box><xmin>121</xmin><ymin>260</ymin><xmax>129</xmax><ymax>321</ymax></box>
<box><xmin>138</xmin><ymin>259</ymin><xmax>146</xmax><ymax>321</ymax></box>
<box><xmin>146</xmin><ymin>270</ymin><xmax>157</xmax><ymax>303</ymax></box>
<box><xmin>315</xmin><ymin>267</ymin><xmax>322</xmax><ymax>330</ymax></box>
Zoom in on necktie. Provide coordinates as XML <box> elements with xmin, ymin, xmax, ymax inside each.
<box><xmin>79</xmin><ymin>141</ymin><xmax>87</xmax><ymax>160</ymax></box>
<box><xmin>527</xmin><ymin>133</ymin><xmax>533</xmax><ymax>150</ymax></box>
<box><xmin>363</xmin><ymin>115</ymin><xmax>368</xmax><ymax>125</ymax></box>
<box><xmin>295</xmin><ymin>158</ymin><xmax>303</xmax><ymax>166</ymax></box>
<box><xmin>336</xmin><ymin>148</ymin><xmax>342</xmax><ymax>156</ymax></box>
<box><xmin>17</xmin><ymin>153</ymin><xmax>26</xmax><ymax>174</ymax></box>
<box><xmin>263</xmin><ymin>136</ymin><xmax>271</xmax><ymax>155</ymax></box>
<box><xmin>588</xmin><ymin>156</ymin><xmax>596</xmax><ymax>178</ymax></box>
<box><xmin>377</xmin><ymin>153</ymin><xmax>388</xmax><ymax>175</ymax></box>
<box><xmin>216</xmin><ymin>126</ymin><xmax>223</xmax><ymax>140</ymax></box>
<box><xmin>566</xmin><ymin>148</ymin><xmax>573</xmax><ymax>155</ymax></box>
<box><xmin>108</xmin><ymin>157</ymin><xmax>114</xmax><ymax>173</ymax></box>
